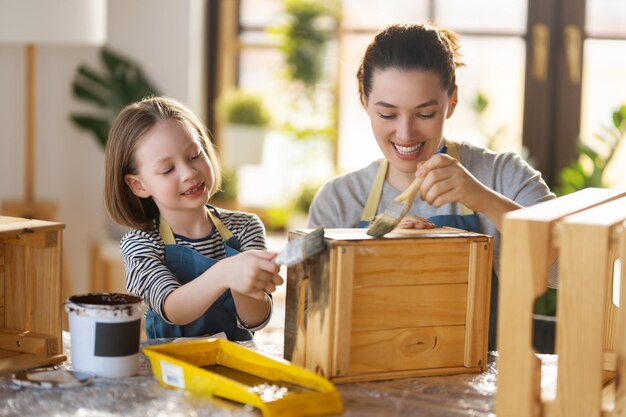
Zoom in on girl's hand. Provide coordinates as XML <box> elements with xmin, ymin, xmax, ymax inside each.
<box><xmin>398</xmin><ymin>215</ymin><xmax>435</xmax><ymax>229</ymax></box>
<box><xmin>219</xmin><ymin>250</ymin><xmax>283</xmax><ymax>300</ymax></box>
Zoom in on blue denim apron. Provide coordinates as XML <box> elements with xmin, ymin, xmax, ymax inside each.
<box><xmin>144</xmin><ymin>206</ymin><xmax>254</xmax><ymax>341</ymax></box>
<box><xmin>359</xmin><ymin>140</ymin><xmax>499</xmax><ymax>350</ymax></box>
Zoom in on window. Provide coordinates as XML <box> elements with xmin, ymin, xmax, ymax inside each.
<box><xmin>215</xmin><ymin>0</ymin><xmax>626</xmax><ymax>207</ymax></box>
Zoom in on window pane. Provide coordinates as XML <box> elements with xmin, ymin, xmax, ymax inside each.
<box><xmin>586</xmin><ymin>0</ymin><xmax>626</xmax><ymax>38</ymax></box>
<box><xmin>240</xmin><ymin>0</ymin><xmax>284</xmax><ymax>28</ymax></box>
<box><xmin>435</xmin><ymin>0</ymin><xmax>527</xmax><ymax>35</ymax></box>
<box><xmin>337</xmin><ymin>34</ymin><xmax>526</xmax><ymax>173</ymax></box>
<box><xmin>342</xmin><ymin>0</ymin><xmax>430</xmax><ymax>30</ymax></box>
<box><xmin>337</xmin><ymin>33</ymin><xmax>382</xmax><ymax>173</ymax></box>
<box><xmin>580</xmin><ymin>39</ymin><xmax>626</xmax><ymax>190</ymax></box>
<box><xmin>445</xmin><ymin>36</ymin><xmax>526</xmax><ymax>154</ymax></box>
<box><xmin>238</xmin><ymin>48</ymin><xmax>285</xmax><ymax>94</ymax></box>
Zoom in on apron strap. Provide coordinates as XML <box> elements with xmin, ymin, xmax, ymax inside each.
<box><xmin>360</xmin><ymin>159</ymin><xmax>388</xmax><ymax>224</ymax></box>
<box><xmin>158</xmin><ymin>206</ymin><xmax>241</xmax><ymax>250</ymax></box>
<box><xmin>158</xmin><ymin>217</ymin><xmax>177</xmax><ymax>245</ymax></box>
<box><xmin>206</xmin><ymin>207</ymin><xmax>241</xmax><ymax>251</ymax></box>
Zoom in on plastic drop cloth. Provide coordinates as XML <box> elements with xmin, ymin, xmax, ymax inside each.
<box><xmin>0</xmin><ymin>332</ymin><xmax>558</xmax><ymax>417</ymax></box>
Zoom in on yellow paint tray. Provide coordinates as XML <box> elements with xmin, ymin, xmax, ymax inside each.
<box><xmin>143</xmin><ymin>338</ymin><xmax>343</xmax><ymax>417</ymax></box>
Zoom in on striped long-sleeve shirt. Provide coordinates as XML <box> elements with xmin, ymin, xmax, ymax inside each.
<box><xmin>120</xmin><ymin>207</ymin><xmax>269</xmax><ymax>329</ymax></box>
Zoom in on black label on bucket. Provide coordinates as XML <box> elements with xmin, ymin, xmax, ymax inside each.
<box><xmin>94</xmin><ymin>320</ymin><xmax>141</xmax><ymax>357</ymax></box>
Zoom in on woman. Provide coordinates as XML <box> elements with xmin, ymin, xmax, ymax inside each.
<box><xmin>307</xmin><ymin>23</ymin><xmax>556</xmax><ymax>349</ymax></box>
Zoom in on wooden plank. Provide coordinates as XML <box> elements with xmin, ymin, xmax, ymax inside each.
<box><xmin>496</xmin><ymin>215</ymin><xmax>544</xmax><ymax>417</ymax></box>
<box><xmin>352</xmin><ymin>283</ymin><xmax>467</xmax><ymax>330</ymax></box>
<box><xmin>332</xmin><ymin>246</ymin><xmax>354</xmax><ymax>377</ymax></box>
<box><xmin>30</xmin><ymin>231</ymin><xmax>63</xmax><ymax>351</ymax></box>
<box><xmin>349</xmin><ymin>325</ymin><xmax>466</xmax><ymax>374</ymax></box>
<box><xmin>352</xmin><ymin>240</ymin><xmax>473</xmax><ymax>288</ymax></box>
<box><xmin>554</xmin><ymin>220</ymin><xmax>609</xmax><ymax>417</ymax></box>
<box><xmin>305</xmin><ymin>244</ymin><xmax>335</xmax><ymax>379</ymax></box>
<box><xmin>509</xmin><ymin>188</ymin><xmax>625</xmax><ymax>286</ymax></box>
<box><xmin>0</xmin><ymin>243</ymin><xmax>4</xmax><ymax>328</ymax></box>
<box><xmin>0</xmin><ymin>351</ymin><xmax>65</xmax><ymax>375</ymax></box>
<box><xmin>506</xmin><ymin>188</ymin><xmax>625</xmax><ymax>222</ymax></box>
<box><xmin>330</xmin><ymin>364</ymin><xmax>482</xmax><ymax>384</ymax></box>
<box><xmin>320</xmin><ymin>227</ymin><xmax>484</xmax><ymax>241</ymax></box>
<box><xmin>614</xmin><ymin>221</ymin><xmax>626</xmax><ymax>416</ymax></box>
<box><xmin>4</xmin><ymin>244</ymin><xmax>26</xmax><ymax>331</ymax></box>
<box><xmin>3</xmin><ymin>230</ymin><xmax>58</xmax><ymax>248</ymax></box>
<box><xmin>0</xmin><ymin>330</ymin><xmax>51</xmax><ymax>356</ymax></box>
<box><xmin>464</xmin><ymin>240</ymin><xmax>492</xmax><ymax>370</ymax></box>
<box><xmin>0</xmin><ymin>217</ymin><xmax>64</xmax><ymax>233</ymax></box>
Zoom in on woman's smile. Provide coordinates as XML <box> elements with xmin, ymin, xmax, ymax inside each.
<box><xmin>392</xmin><ymin>141</ymin><xmax>425</xmax><ymax>159</ymax></box>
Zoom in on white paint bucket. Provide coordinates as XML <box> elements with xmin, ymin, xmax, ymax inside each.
<box><xmin>64</xmin><ymin>293</ymin><xmax>144</xmax><ymax>378</ymax></box>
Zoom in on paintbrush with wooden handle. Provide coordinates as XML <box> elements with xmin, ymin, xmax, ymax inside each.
<box><xmin>274</xmin><ymin>227</ymin><xmax>326</xmax><ymax>266</ymax></box>
<box><xmin>367</xmin><ymin>145</ymin><xmax>448</xmax><ymax>238</ymax></box>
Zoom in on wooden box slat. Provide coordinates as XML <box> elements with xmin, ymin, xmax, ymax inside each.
<box><xmin>285</xmin><ymin>227</ymin><xmax>493</xmax><ymax>383</ymax></box>
<box><xmin>352</xmin><ymin>283</ymin><xmax>468</xmax><ymax>329</ymax></box>
<box><xmin>0</xmin><ymin>216</ymin><xmax>65</xmax><ymax>375</ymax></box>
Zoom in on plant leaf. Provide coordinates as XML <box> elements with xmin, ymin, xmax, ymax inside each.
<box><xmin>70</xmin><ymin>115</ymin><xmax>110</xmax><ymax>148</ymax></box>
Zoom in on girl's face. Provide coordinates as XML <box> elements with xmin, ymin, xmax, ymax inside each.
<box><xmin>124</xmin><ymin>119</ymin><xmax>215</xmax><ymax>219</ymax></box>
<box><xmin>365</xmin><ymin>68</ymin><xmax>457</xmax><ymax>176</ymax></box>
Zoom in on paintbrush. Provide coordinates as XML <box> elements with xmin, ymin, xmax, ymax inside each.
<box><xmin>367</xmin><ymin>145</ymin><xmax>448</xmax><ymax>238</ymax></box>
<box><xmin>274</xmin><ymin>227</ymin><xmax>326</xmax><ymax>267</ymax></box>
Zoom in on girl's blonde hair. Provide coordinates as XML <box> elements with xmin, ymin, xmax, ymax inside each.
<box><xmin>104</xmin><ymin>96</ymin><xmax>222</xmax><ymax>230</ymax></box>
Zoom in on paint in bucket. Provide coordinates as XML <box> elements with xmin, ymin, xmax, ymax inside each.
<box><xmin>65</xmin><ymin>293</ymin><xmax>144</xmax><ymax>378</ymax></box>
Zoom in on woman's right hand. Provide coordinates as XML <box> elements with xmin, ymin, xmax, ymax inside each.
<box><xmin>217</xmin><ymin>250</ymin><xmax>283</xmax><ymax>300</ymax></box>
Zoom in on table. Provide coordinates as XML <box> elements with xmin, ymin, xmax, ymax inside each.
<box><xmin>0</xmin><ymin>332</ymin><xmax>558</xmax><ymax>417</ymax></box>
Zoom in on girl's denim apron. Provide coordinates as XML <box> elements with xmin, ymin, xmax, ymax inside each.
<box><xmin>145</xmin><ymin>206</ymin><xmax>254</xmax><ymax>341</ymax></box>
<box><xmin>358</xmin><ymin>140</ymin><xmax>499</xmax><ymax>350</ymax></box>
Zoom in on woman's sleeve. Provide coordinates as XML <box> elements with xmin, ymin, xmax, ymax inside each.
<box><xmin>495</xmin><ymin>151</ymin><xmax>555</xmax><ymax>206</ymax></box>
<box><xmin>307</xmin><ymin>182</ymin><xmax>344</xmax><ymax>228</ymax></box>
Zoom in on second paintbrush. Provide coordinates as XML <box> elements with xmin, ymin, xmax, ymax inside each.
<box><xmin>366</xmin><ymin>145</ymin><xmax>448</xmax><ymax>238</ymax></box>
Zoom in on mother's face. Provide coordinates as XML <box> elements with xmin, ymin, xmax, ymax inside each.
<box><xmin>364</xmin><ymin>68</ymin><xmax>457</xmax><ymax>175</ymax></box>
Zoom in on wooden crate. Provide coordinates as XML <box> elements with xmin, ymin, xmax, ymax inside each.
<box><xmin>496</xmin><ymin>188</ymin><xmax>626</xmax><ymax>417</ymax></box>
<box><xmin>0</xmin><ymin>216</ymin><xmax>66</xmax><ymax>374</ymax></box>
<box><xmin>284</xmin><ymin>227</ymin><xmax>493</xmax><ymax>383</ymax></box>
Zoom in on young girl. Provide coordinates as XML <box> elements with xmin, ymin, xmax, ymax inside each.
<box><xmin>104</xmin><ymin>96</ymin><xmax>283</xmax><ymax>340</ymax></box>
<box><xmin>307</xmin><ymin>23</ymin><xmax>557</xmax><ymax>350</ymax></box>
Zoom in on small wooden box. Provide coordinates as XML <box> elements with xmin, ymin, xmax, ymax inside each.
<box><xmin>284</xmin><ymin>227</ymin><xmax>493</xmax><ymax>383</ymax></box>
<box><xmin>0</xmin><ymin>216</ymin><xmax>66</xmax><ymax>374</ymax></box>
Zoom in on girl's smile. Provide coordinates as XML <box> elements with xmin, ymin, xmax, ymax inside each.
<box><xmin>125</xmin><ymin>119</ymin><xmax>216</xmax><ymax>226</ymax></box>
<box><xmin>181</xmin><ymin>181</ymin><xmax>206</xmax><ymax>198</ymax></box>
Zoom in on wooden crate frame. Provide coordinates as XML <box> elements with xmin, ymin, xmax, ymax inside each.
<box><xmin>284</xmin><ymin>227</ymin><xmax>493</xmax><ymax>383</ymax></box>
<box><xmin>497</xmin><ymin>188</ymin><xmax>626</xmax><ymax>417</ymax></box>
<box><xmin>0</xmin><ymin>216</ymin><xmax>66</xmax><ymax>374</ymax></box>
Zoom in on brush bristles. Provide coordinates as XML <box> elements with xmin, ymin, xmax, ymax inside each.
<box><xmin>274</xmin><ymin>228</ymin><xmax>326</xmax><ymax>266</ymax></box>
<box><xmin>367</xmin><ymin>200</ymin><xmax>410</xmax><ymax>237</ymax></box>
<box><xmin>366</xmin><ymin>213</ymin><xmax>399</xmax><ymax>237</ymax></box>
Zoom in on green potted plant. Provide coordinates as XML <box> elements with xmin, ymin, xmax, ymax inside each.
<box><xmin>554</xmin><ymin>104</ymin><xmax>626</xmax><ymax>196</ymax></box>
<box><xmin>70</xmin><ymin>47</ymin><xmax>161</xmax><ymax>239</ymax></box>
<box><xmin>70</xmin><ymin>47</ymin><xmax>161</xmax><ymax>148</ymax></box>
<box><xmin>216</xmin><ymin>89</ymin><xmax>271</xmax><ymax>168</ymax></box>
